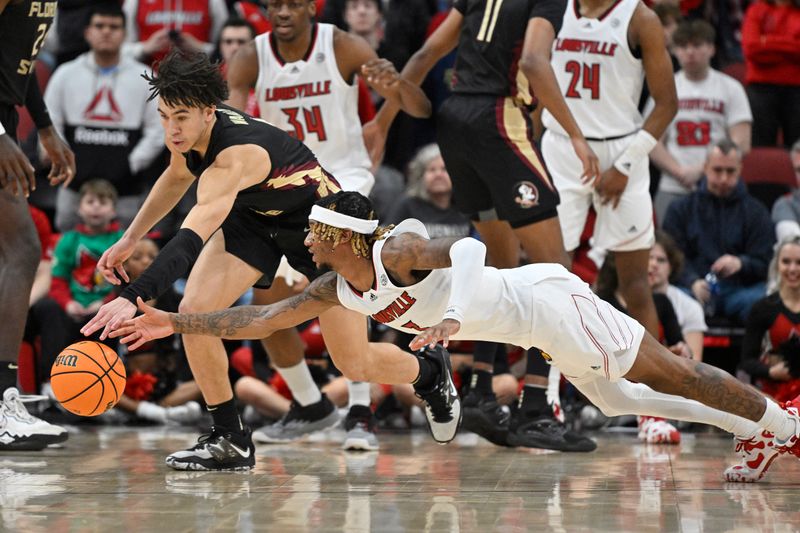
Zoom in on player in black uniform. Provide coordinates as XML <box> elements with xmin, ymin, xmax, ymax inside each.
<box><xmin>81</xmin><ymin>50</ymin><xmax>454</xmax><ymax>471</ymax></box>
<box><xmin>0</xmin><ymin>0</ymin><xmax>74</xmax><ymax>450</ymax></box>
<box><xmin>364</xmin><ymin>0</ymin><xmax>600</xmax><ymax>451</ymax></box>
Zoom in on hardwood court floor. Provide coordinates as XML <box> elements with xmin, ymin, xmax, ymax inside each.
<box><xmin>1</xmin><ymin>427</ymin><xmax>799</xmax><ymax>532</ymax></box>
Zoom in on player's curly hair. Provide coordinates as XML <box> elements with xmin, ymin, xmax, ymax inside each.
<box><xmin>312</xmin><ymin>192</ymin><xmax>393</xmax><ymax>259</ymax></box>
<box><xmin>142</xmin><ymin>49</ymin><xmax>228</xmax><ymax>108</ymax></box>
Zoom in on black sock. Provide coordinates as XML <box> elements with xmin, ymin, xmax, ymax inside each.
<box><xmin>207</xmin><ymin>397</ymin><xmax>243</xmax><ymax>433</ymax></box>
<box><xmin>469</xmin><ymin>369</ymin><xmax>494</xmax><ymax>396</ymax></box>
<box><xmin>412</xmin><ymin>355</ymin><xmax>438</xmax><ymax>391</ymax></box>
<box><xmin>519</xmin><ymin>384</ymin><xmax>548</xmax><ymax>416</ymax></box>
<box><xmin>0</xmin><ymin>362</ymin><xmax>17</xmax><ymax>393</ymax></box>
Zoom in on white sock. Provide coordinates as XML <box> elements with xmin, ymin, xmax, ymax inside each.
<box><xmin>136</xmin><ymin>401</ymin><xmax>167</xmax><ymax>423</ymax></box>
<box><xmin>546</xmin><ymin>366</ymin><xmax>561</xmax><ymax>406</ymax></box>
<box><xmin>278</xmin><ymin>361</ymin><xmax>322</xmax><ymax>406</ymax></box>
<box><xmin>576</xmin><ymin>378</ymin><xmax>761</xmax><ymax>438</ymax></box>
<box><xmin>348</xmin><ymin>381</ymin><xmax>371</xmax><ymax>409</ymax></box>
<box><xmin>757</xmin><ymin>398</ymin><xmax>797</xmax><ymax>442</ymax></box>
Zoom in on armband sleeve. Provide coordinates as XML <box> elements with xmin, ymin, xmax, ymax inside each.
<box><xmin>442</xmin><ymin>238</ymin><xmax>486</xmax><ymax>324</ymax></box>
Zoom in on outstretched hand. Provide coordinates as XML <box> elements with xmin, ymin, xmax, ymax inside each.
<box><xmin>110</xmin><ymin>297</ymin><xmax>175</xmax><ymax>350</ymax></box>
<box><xmin>409</xmin><ymin>319</ymin><xmax>461</xmax><ymax>351</ymax></box>
<box><xmin>80</xmin><ymin>296</ymin><xmax>137</xmax><ymax>340</ymax></box>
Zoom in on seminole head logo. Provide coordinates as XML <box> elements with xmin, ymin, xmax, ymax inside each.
<box><xmin>514</xmin><ymin>181</ymin><xmax>539</xmax><ymax>208</ymax></box>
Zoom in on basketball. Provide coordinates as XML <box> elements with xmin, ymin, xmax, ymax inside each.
<box><xmin>50</xmin><ymin>341</ymin><xmax>127</xmax><ymax>416</ymax></box>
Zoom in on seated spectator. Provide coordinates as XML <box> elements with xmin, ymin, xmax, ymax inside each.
<box><xmin>28</xmin><ymin>180</ymin><xmax>125</xmax><ymax>386</ymax></box>
<box><xmin>663</xmin><ymin>139</ymin><xmax>774</xmax><ymax>324</ymax></box>
<box><xmin>648</xmin><ymin>230</ymin><xmax>707</xmax><ymax>361</ymax></box>
<box><xmin>386</xmin><ymin>144</ymin><xmax>470</xmax><ymax>239</ymax></box>
<box><xmin>28</xmin><ymin>205</ymin><xmax>55</xmax><ymax>307</ymax></box>
<box><xmin>739</xmin><ymin>236</ymin><xmax>800</xmax><ymax>403</ymax></box>
<box><xmin>122</xmin><ymin>0</ymin><xmax>229</xmax><ymax>65</ymax></box>
<box><xmin>648</xmin><ymin>19</ymin><xmax>752</xmax><ymax>224</ymax></box>
<box><xmin>741</xmin><ymin>0</ymin><xmax>800</xmax><ymax>148</ymax></box>
<box><xmin>771</xmin><ymin>140</ymin><xmax>800</xmax><ymax>241</ymax></box>
<box><xmin>112</xmin><ymin>238</ymin><xmax>203</xmax><ymax>424</ymax></box>
<box><xmin>44</xmin><ymin>3</ymin><xmax>163</xmax><ymax>232</ymax></box>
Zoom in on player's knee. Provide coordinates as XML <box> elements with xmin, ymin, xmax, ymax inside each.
<box><xmin>178</xmin><ymin>296</ymin><xmax>214</xmax><ymax>315</ymax></box>
<box><xmin>0</xmin><ymin>234</ymin><xmax>38</xmax><ymax>271</ymax></box>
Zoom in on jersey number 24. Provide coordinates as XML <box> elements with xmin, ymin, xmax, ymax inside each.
<box><xmin>564</xmin><ymin>61</ymin><xmax>600</xmax><ymax>100</ymax></box>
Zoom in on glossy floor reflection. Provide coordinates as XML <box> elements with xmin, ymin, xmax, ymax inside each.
<box><xmin>1</xmin><ymin>428</ymin><xmax>799</xmax><ymax>532</ymax></box>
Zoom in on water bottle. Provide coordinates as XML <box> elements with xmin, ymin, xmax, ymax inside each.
<box><xmin>704</xmin><ymin>272</ymin><xmax>719</xmax><ymax>317</ymax></box>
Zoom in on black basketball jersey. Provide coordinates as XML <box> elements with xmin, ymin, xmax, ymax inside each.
<box><xmin>183</xmin><ymin>104</ymin><xmax>341</xmax><ymax>218</ymax></box>
<box><xmin>451</xmin><ymin>0</ymin><xmax>566</xmax><ymax>104</ymax></box>
<box><xmin>0</xmin><ymin>0</ymin><xmax>57</xmax><ymax>106</ymax></box>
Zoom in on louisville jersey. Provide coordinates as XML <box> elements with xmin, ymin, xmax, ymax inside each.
<box><xmin>542</xmin><ymin>0</ymin><xmax>644</xmax><ymax>138</ymax></box>
<box><xmin>451</xmin><ymin>0</ymin><xmax>566</xmax><ymax>105</ymax></box>
<box><xmin>253</xmin><ymin>23</ymin><xmax>372</xmax><ymax>183</ymax></box>
<box><xmin>336</xmin><ymin>219</ymin><xmax>573</xmax><ymax>349</ymax></box>
<box><xmin>645</xmin><ymin>69</ymin><xmax>752</xmax><ymax>194</ymax></box>
<box><xmin>183</xmin><ymin>104</ymin><xmax>340</xmax><ymax>219</ymax></box>
<box><xmin>0</xmin><ymin>0</ymin><xmax>56</xmax><ymax>106</ymax></box>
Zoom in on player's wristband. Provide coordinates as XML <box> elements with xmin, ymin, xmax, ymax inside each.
<box><xmin>0</xmin><ymin>121</ymin><xmax>5</xmax><ymax>136</ymax></box>
<box><xmin>442</xmin><ymin>238</ymin><xmax>486</xmax><ymax>324</ymax></box>
<box><xmin>120</xmin><ymin>228</ymin><xmax>204</xmax><ymax>303</ymax></box>
<box><xmin>613</xmin><ymin>129</ymin><xmax>657</xmax><ymax>176</ymax></box>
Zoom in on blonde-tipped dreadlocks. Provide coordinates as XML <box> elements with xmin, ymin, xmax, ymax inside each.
<box><xmin>311</xmin><ymin>192</ymin><xmax>394</xmax><ymax>259</ymax></box>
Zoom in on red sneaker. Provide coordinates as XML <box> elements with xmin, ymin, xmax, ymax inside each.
<box><xmin>724</xmin><ymin>429</ymin><xmax>779</xmax><ymax>483</ymax></box>
<box><xmin>637</xmin><ymin>416</ymin><xmax>680</xmax><ymax>444</ymax></box>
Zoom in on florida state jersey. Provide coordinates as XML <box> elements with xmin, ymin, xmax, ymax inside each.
<box><xmin>254</xmin><ymin>23</ymin><xmax>372</xmax><ymax>191</ymax></box>
<box><xmin>542</xmin><ymin>0</ymin><xmax>644</xmax><ymax>138</ymax></box>
<box><xmin>336</xmin><ymin>220</ymin><xmax>575</xmax><ymax>349</ymax></box>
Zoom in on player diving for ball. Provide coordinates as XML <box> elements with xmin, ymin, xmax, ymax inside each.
<box><xmin>114</xmin><ymin>191</ymin><xmax>800</xmax><ymax>482</ymax></box>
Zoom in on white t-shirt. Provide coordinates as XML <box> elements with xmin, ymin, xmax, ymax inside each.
<box><xmin>666</xmin><ymin>284</ymin><xmax>707</xmax><ymax>334</ymax></box>
<box><xmin>646</xmin><ymin>69</ymin><xmax>752</xmax><ymax>194</ymax></box>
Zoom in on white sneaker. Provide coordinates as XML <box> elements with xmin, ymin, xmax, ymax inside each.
<box><xmin>723</xmin><ymin>429</ymin><xmax>779</xmax><ymax>483</ymax></box>
<box><xmin>637</xmin><ymin>416</ymin><xmax>681</xmax><ymax>444</ymax></box>
<box><xmin>165</xmin><ymin>401</ymin><xmax>202</xmax><ymax>425</ymax></box>
<box><xmin>0</xmin><ymin>388</ymin><xmax>68</xmax><ymax>450</ymax></box>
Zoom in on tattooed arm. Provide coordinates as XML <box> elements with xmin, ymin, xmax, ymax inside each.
<box><xmin>112</xmin><ymin>273</ymin><xmax>343</xmax><ymax>349</ymax></box>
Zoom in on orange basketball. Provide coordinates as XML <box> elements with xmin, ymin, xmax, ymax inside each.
<box><xmin>50</xmin><ymin>341</ymin><xmax>127</xmax><ymax>416</ymax></box>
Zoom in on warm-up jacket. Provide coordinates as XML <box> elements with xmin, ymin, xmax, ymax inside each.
<box><xmin>662</xmin><ymin>178</ymin><xmax>775</xmax><ymax>288</ymax></box>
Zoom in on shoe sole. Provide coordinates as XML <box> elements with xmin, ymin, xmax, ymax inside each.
<box><xmin>506</xmin><ymin>432</ymin><xmax>597</xmax><ymax>452</ymax></box>
<box><xmin>342</xmin><ymin>437</ymin><xmax>379</xmax><ymax>451</ymax></box>
<box><xmin>461</xmin><ymin>408</ymin><xmax>511</xmax><ymax>447</ymax></box>
<box><xmin>165</xmin><ymin>458</ymin><xmax>255</xmax><ymax>471</ymax></box>
<box><xmin>253</xmin><ymin>410</ymin><xmax>341</xmax><ymax>443</ymax></box>
<box><xmin>0</xmin><ymin>432</ymin><xmax>66</xmax><ymax>451</ymax></box>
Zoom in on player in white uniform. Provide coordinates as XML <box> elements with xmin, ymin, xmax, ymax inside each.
<box><xmin>646</xmin><ymin>19</ymin><xmax>753</xmax><ymax>224</ymax></box>
<box><xmin>116</xmin><ymin>191</ymin><xmax>800</xmax><ymax>483</ymax></box>
<box><xmin>226</xmin><ymin>0</ymin><xmax>430</xmax><ymax>450</ymax></box>
<box><xmin>541</xmin><ymin>0</ymin><xmax>678</xmax><ymax>443</ymax></box>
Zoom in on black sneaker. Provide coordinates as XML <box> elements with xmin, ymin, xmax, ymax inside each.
<box><xmin>253</xmin><ymin>393</ymin><xmax>340</xmax><ymax>443</ymax></box>
<box><xmin>507</xmin><ymin>410</ymin><xmax>597</xmax><ymax>452</ymax></box>
<box><xmin>461</xmin><ymin>391</ymin><xmax>512</xmax><ymax>447</ymax></box>
<box><xmin>166</xmin><ymin>426</ymin><xmax>256</xmax><ymax>471</ymax></box>
<box><xmin>413</xmin><ymin>345</ymin><xmax>461</xmax><ymax>444</ymax></box>
<box><xmin>343</xmin><ymin>405</ymin><xmax>379</xmax><ymax>451</ymax></box>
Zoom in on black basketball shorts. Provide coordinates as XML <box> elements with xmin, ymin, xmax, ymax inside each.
<box><xmin>436</xmin><ymin>95</ymin><xmax>559</xmax><ymax>228</ymax></box>
<box><xmin>220</xmin><ymin>205</ymin><xmax>319</xmax><ymax>288</ymax></box>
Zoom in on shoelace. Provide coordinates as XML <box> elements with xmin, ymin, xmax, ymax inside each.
<box><xmin>190</xmin><ymin>429</ymin><xmax>225</xmax><ymax>450</ymax></box>
<box><xmin>1</xmin><ymin>395</ymin><xmax>38</xmax><ymax>423</ymax></box>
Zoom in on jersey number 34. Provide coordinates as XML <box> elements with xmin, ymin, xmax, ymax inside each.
<box><xmin>282</xmin><ymin>105</ymin><xmax>328</xmax><ymax>142</ymax></box>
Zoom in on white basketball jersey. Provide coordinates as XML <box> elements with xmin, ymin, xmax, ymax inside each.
<box><xmin>648</xmin><ymin>70</ymin><xmax>752</xmax><ymax>194</ymax></box>
<box><xmin>542</xmin><ymin>0</ymin><xmax>644</xmax><ymax>138</ymax></box>
<box><xmin>254</xmin><ymin>24</ymin><xmax>373</xmax><ymax>192</ymax></box>
<box><xmin>336</xmin><ymin>220</ymin><xmax>575</xmax><ymax>349</ymax></box>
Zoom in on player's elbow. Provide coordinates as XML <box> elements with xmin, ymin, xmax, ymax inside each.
<box><xmin>654</xmin><ymin>90</ymin><xmax>678</xmax><ymax>121</ymax></box>
<box><xmin>519</xmin><ymin>53</ymin><xmax>549</xmax><ymax>82</ymax></box>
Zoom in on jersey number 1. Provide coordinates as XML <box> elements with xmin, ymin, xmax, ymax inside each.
<box><xmin>564</xmin><ymin>61</ymin><xmax>600</xmax><ymax>100</ymax></box>
<box><xmin>282</xmin><ymin>106</ymin><xmax>327</xmax><ymax>142</ymax></box>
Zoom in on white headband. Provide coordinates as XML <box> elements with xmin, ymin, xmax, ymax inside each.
<box><xmin>309</xmin><ymin>205</ymin><xmax>379</xmax><ymax>234</ymax></box>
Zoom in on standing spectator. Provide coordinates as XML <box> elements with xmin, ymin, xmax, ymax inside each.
<box><xmin>649</xmin><ymin>19</ymin><xmax>753</xmax><ymax>223</ymax></box>
<box><xmin>45</xmin><ymin>3</ymin><xmax>164</xmax><ymax>232</ymax></box>
<box><xmin>741</xmin><ymin>0</ymin><xmax>800</xmax><ymax>148</ymax></box>
<box><xmin>29</xmin><ymin>180</ymin><xmax>125</xmax><ymax>382</ymax></box>
<box><xmin>771</xmin><ymin>140</ymin><xmax>800</xmax><ymax>241</ymax></box>
<box><xmin>739</xmin><ymin>236</ymin><xmax>800</xmax><ymax>403</ymax></box>
<box><xmin>663</xmin><ymin>139</ymin><xmax>774</xmax><ymax>323</ymax></box>
<box><xmin>215</xmin><ymin>17</ymin><xmax>257</xmax><ymax>115</ymax></box>
<box><xmin>122</xmin><ymin>0</ymin><xmax>229</xmax><ymax>65</ymax></box>
<box><xmin>648</xmin><ymin>230</ymin><xmax>707</xmax><ymax>361</ymax></box>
